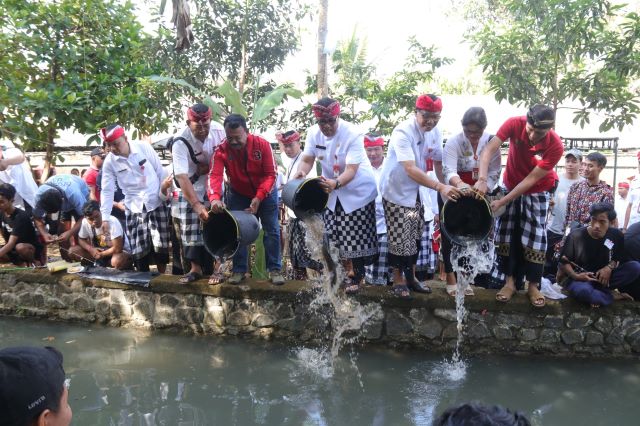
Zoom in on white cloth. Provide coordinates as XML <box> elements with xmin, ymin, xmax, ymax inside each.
<box><xmin>419</xmin><ymin>175</ymin><xmax>439</xmax><ymax>222</ymax></box>
<box><xmin>78</xmin><ymin>214</ymin><xmax>131</xmax><ymax>252</ymax></box>
<box><xmin>0</xmin><ymin>143</ymin><xmax>38</xmax><ymax>209</ymax></box>
<box><xmin>379</xmin><ymin>118</ymin><xmax>442</xmax><ymax>208</ymax></box>
<box><xmin>371</xmin><ymin>160</ymin><xmax>386</xmax><ymax>234</ymax></box>
<box><xmin>626</xmin><ymin>189</ymin><xmax>640</xmax><ymax>227</ymax></box>
<box><xmin>302</xmin><ymin>120</ymin><xmax>377</xmax><ymax>214</ymax></box>
<box><xmin>442</xmin><ymin>132</ymin><xmax>501</xmax><ymax>189</ymax></box>
<box><xmin>615</xmin><ymin>195</ymin><xmax>629</xmax><ymax>229</ymax></box>
<box><xmin>282</xmin><ymin>151</ymin><xmax>317</xmax><ymax>219</ymax></box>
<box><xmin>100</xmin><ymin>140</ymin><xmax>165</xmax><ymax>218</ymax></box>
<box><xmin>173</xmin><ymin>124</ymin><xmax>225</xmax><ymax>198</ymax></box>
<box><xmin>540</xmin><ymin>277</ymin><xmax>567</xmax><ymax>300</ymax></box>
<box><xmin>547</xmin><ymin>175</ymin><xmax>583</xmax><ymax>234</ymax></box>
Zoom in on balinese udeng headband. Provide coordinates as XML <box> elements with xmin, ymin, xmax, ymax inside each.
<box><xmin>276</xmin><ymin>131</ymin><xmax>300</xmax><ymax>145</ymax></box>
<box><xmin>618</xmin><ymin>182</ymin><xmax>630</xmax><ymax>189</ymax></box>
<box><xmin>526</xmin><ymin>108</ymin><xmax>555</xmax><ymax>129</ymax></box>
<box><xmin>187</xmin><ymin>106</ymin><xmax>212</xmax><ymax>122</ymax></box>
<box><xmin>415</xmin><ymin>95</ymin><xmax>442</xmax><ymax>113</ymax></box>
<box><xmin>363</xmin><ymin>134</ymin><xmax>384</xmax><ymax>148</ymax></box>
<box><xmin>312</xmin><ymin>101</ymin><xmax>341</xmax><ymax>119</ymax></box>
<box><xmin>99</xmin><ymin>125</ymin><xmax>125</xmax><ymax>143</ymax></box>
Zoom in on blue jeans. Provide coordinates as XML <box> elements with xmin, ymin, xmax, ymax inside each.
<box><xmin>226</xmin><ymin>189</ymin><xmax>281</xmax><ymax>273</ymax></box>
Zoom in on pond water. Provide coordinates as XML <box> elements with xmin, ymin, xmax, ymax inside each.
<box><xmin>1</xmin><ymin>316</ymin><xmax>638</xmax><ymax>426</ymax></box>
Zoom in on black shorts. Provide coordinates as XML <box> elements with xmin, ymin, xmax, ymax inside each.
<box><xmin>7</xmin><ymin>243</ymin><xmax>43</xmax><ymax>265</ymax></box>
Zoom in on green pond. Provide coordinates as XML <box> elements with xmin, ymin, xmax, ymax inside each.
<box><xmin>1</xmin><ymin>317</ymin><xmax>638</xmax><ymax>426</ymax></box>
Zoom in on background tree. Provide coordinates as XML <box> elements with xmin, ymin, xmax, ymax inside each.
<box><xmin>0</xmin><ymin>0</ymin><xmax>171</xmax><ymax>178</ymax></box>
<box><xmin>468</xmin><ymin>0</ymin><xmax>640</xmax><ymax>131</ymax></box>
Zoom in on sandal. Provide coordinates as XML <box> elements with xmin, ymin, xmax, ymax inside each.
<box><xmin>390</xmin><ymin>284</ymin><xmax>411</xmax><ymax>299</ymax></box>
<box><xmin>496</xmin><ymin>285</ymin><xmax>516</xmax><ymax>303</ymax></box>
<box><xmin>613</xmin><ymin>290</ymin><xmax>634</xmax><ymax>302</ymax></box>
<box><xmin>208</xmin><ymin>272</ymin><xmax>225</xmax><ymax>285</ymax></box>
<box><xmin>341</xmin><ymin>276</ymin><xmax>360</xmax><ymax>295</ymax></box>
<box><xmin>179</xmin><ymin>271</ymin><xmax>202</xmax><ymax>284</ymax></box>
<box><xmin>407</xmin><ymin>279</ymin><xmax>432</xmax><ymax>294</ymax></box>
<box><xmin>527</xmin><ymin>286</ymin><xmax>546</xmax><ymax>308</ymax></box>
<box><xmin>446</xmin><ymin>284</ymin><xmax>475</xmax><ymax>297</ymax></box>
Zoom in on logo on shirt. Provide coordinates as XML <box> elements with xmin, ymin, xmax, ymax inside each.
<box><xmin>253</xmin><ymin>150</ymin><xmax>262</xmax><ymax>161</ymax></box>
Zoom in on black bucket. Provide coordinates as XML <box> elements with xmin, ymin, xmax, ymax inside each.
<box><xmin>281</xmin><ymin>177</ymin><xmax>328</xmax><ymax>218</ymax></box>
<box><xmin>441</xmin><ymin>196</ymin><xmax>493</xmax><ymax>245</ymax></box>
<box><xmin>202</xmin><ymin>209</ymin><xmax>261</xmax><ymax>259</ymax></box>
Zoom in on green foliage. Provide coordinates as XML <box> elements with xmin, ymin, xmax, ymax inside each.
<box><xmin>0</xmin><ymin>0</ymin><xmax>172</xmax><ymax>157</ymax></box>
<box><xmin>468</xmin><ymin>0</ymin><xmax>640</xmax><ymax>131</ymax></box>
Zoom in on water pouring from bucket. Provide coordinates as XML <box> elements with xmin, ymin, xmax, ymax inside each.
<box><xmin>202</xmin><ymin>209</ymin><xmax>261</xmax><ymax>260</ymax></box>
<box><xmin>281</xmin><ymin>177</ymin><xmax>329</xmax><ymax>218</ymax></box>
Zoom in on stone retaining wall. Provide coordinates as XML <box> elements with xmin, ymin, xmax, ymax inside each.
<box><xmin>1</xmin><ymin>270</ymin><xmax>640</xmax><ymax>357</ymax></box>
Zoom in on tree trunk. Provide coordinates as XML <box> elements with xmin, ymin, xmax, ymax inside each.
<box><xmin>317</xmin><ymin>0</ymin><xmax>329</xmax><ymax>98</ymax></box>
<box><xmin>238</xmin><ymin>0</ymin><xmax>251</xmax><ymax>94</ymax></box>
<box><xmin>41</xmin><ymin>120</ymin><xmax>56</xmax><ymax>183</ymax></box>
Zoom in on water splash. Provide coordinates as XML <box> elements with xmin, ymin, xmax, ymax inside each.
<box><xmin>448</xmin><ymin>238</ymin><xmax>494</xmax><ymax>369</ymax></box>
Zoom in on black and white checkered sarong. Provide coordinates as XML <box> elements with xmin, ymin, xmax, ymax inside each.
<box><xmin>172</xmin><ymin>192</ymin><xmax>209</xmax><ymax>247</ymax></box>
<box><xmin>126</xmin><ymin>204</ymin><xmax>170</xmax><ymax>259</ymax></box>
<box><xmin>383</xmin><ymin>198</ymin><xmax>425</xmax><ymax>257</ymax></box>
<box><xmin>288</xmin><ymin>217</ymin><xmax>322</xmax><ymax>270</ymax></box>
<box><xmin>416</xmin><ymin>221</ymin><xmax>437</xmax><ymax>272</ymax></box>
<box><xmin>323</xmin><ymin>200</ymin><xmax>378</xmax><ymax>259</ymax></box>
<box><xmin>365</xmin><ymin>233</ymin><xmax>390</xmax><ymax>285</ymax></box>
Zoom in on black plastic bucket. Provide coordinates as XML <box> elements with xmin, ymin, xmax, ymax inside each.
<box><xmin>281</xmin><ymin>177</ymin><xmax>328</xmax><ymax>218</ymax></box>
<box><xmin>441</xmin><ymin>196</ymin><xmax>493</xmax><ymax>245</ymax></box>
<box><xmin>202</xmin><ymin>209</ymin><xmax>261</xmax><ymax>259</ymax></box>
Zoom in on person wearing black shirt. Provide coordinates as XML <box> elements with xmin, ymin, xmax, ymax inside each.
<box><xmin>0</xmin><ymin>183</ymin><xmax>43</xmax><ymax>265</ymax></box>
<box><xmin>625</xmin><ymin>222</ymin><xmax>640</xmax><ymax>261</ymax></box>
<box><xmin>560</xmin><ymin>202</ymin><xmax>640</xmax><ymax>306</ymax></box>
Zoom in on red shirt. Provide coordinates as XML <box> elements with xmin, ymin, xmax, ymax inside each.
<box><xmin>83</xmin><ymin>167</ymin><xmax>100</xmax><ymax>202</ymax></box>
<box><xmin>497</xmin><ymin>116</ymin><xmax>563</xmax><ymax>194</ymax></box>
<box><xmin>208</xmin><ymin>134</ymin><xmax>276</xmax><ymax>201</ymax></box>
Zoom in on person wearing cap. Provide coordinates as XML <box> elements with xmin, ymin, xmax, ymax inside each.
<box><xmin>171</xmin><ymin>103</ymin><xmax>225</xmax><ymax>284</ymax></box>
<box><xmin>615</xmin><ymin>181</ymin><xmax>630</xmax><ymax>229</ymax></box>
<box><xmin>277</xmin><ymin>130</ymin><xmax>321</xmax><ymax>280</ymax></box>
<box><xmin>0</xmin><ymin>346</ymin><xmax>72</xmax><ymax>426</ymax></box>
<box><xmin>363</xmin><ymin>133</ymin><xmax>392</xmax><ymax>286</ymax></box>
<box><xmin>100</xmin><ymin>124</ymin><xmax>170</xmax><ymax>273</ymax></box>
<box><xmin>441</xmin><ymin>106</ymin><xmax>501</xmax><ymax>296</ymax></box>
<box><xmin>208</xmin><ymin>114</ymin><xmax>284</xmax><ymax>285</ymax></box>
<box><xmin>83</xmin><ymin>147</ymin><xmax>106</xmax><ymax>202</ymax></box>
<box><xmin>474</xmin><ymin>105</ymin><xmax>563</xmax><ymax>307</ymax></box>
<box><xmin>0</xmin><ymin>183</ymin><xmax>44</xmax><ymax>266</ymax></box>
<box><xmin>378</xmin><ymin>94</ymin><xmax>461</xmax><ymax>298</ymax></box>
<box><xmin>0</xmin><ymin>140</ymin><xmax>39</xmax><ymax>213</ymax></box>
<box><xmin>293</xmin><ymin>97</ymin><xmax>379</xmax><ymax>294</ymax></box>
<box><xmin>33</xmin><ymin>174</ymin><xmax>89</xmax><ymax>261</ymax></box>
<box><xmin>544</xmin><ymin>148</ymin><xmax>583</xmax><ymax>277</ymax></box>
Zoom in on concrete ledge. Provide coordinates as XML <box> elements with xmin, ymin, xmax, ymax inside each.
<box><xmin>2</xmin><ymin>269</ymin><xmax>640</xmax><ymax>358</ymax></box>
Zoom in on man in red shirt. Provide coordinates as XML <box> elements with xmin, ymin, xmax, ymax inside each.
<box><xmin>475</xmin><ymin>105</ymin><xmax>563</xmax><ymax>307</ymax></box>
<box><xmin>83</xmin><ymin>147</ymin><xmax>105</xmax><ymax>202</ymax></box>
<box><xmin>208</xmin><ymin>114</ymin><xmax>283</xmax><ymax>285</ymax></box>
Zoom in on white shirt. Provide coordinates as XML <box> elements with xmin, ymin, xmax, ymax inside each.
<box><xmin>78</xmin><ymin>215</ymin><xmax>131</xmax><ymax>252</ymax></box>
<box><xmin>547</xmin><ymin>175</ymin><xmax>582</xmax><ymax>234</ymax></box>
<box><xmin>0</xmin><ymin>143</ymin><xmax>38</xmax><ymax>209</ymax></box>
<box><xmin>371</xmin><ymin>160</ymin><xmax>386</xmax><ymax>234</ymax></box>
<box><xmin>282</xmin><ymin>150</ymin><xmax>317</xmax><ymax>219</ymax></box>
<box><xmin>615</xmin><ymin>195</ymin><xmax>629</xmax><ymax>229</ymax></box>
<box><xmin>442</xmin><ymin>132</ymin><xmax>501</xmax><ymax>189</ymax></box>
<box><xmin>173</xmin><ymin>124</ymin><xmax>225</xmax><ymax>198</ymax></box>
<box><xmin>379</xmin><ymin>118</ymin><xmax>442</xmax><ymax>208</ymax></box>
<box><xmin>420</xmin><ymin>171</ymin><xmax>440</xmax><ymax>222</ymax></box>
<box><xmin>101</xmin><ymin>140</ymin><xmax>165</xmax><ymax>218</ymax></box>
<box><xmin>627</xmin><ymin>189</ymin><xmax>640</xmax><ymax>227</ymax></box>
<box><xmin>302</xmin><ymin>120</ymin><xmax>377</xmax><ymax>214</ymax></box>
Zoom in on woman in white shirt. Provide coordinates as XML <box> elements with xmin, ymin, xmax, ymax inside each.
<box><xmin>294</xmin><ymin>98</ymin><xmax>378</xmax><ymax>294</ymax></box>
<box><xmin>441</xmin><ymin>107</ymin><xmax>501</xmax><ymax>297</ymax></box>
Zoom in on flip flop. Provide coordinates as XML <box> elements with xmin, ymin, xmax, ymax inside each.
<box><xmin>390</xmin><ymin>284</ymin><xmax>411</xmax><ymax>299</ymax></box>
<box><xmin>613</xmin><ymin>290</ymin><xmax>634</xmax><ymax>301</ymax></box>
<box><xmin>527</xmin><ymin>286</ymin><xmax>546</xmax><ymax>308</ymax></box>
<box><xmin>496</xmin><ymin>285</ymin><xmax>516</xmax><ymax>303</ymax></box>
<box><xmin>208</xmin><ymin>272</ymin><xmax>225</xmax><ymax>285</ymax></box>
<box><xmin>179</xmin><ymin>271</ymin><xmax>202</xmax><ymax>284</ymax></box>
<box><xmin>446</xmin><ymin>284</ymin><xmax>475</xmax><ymax>297</ymax></box>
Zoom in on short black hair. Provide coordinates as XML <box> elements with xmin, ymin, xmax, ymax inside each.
<box><xmin>82</xmin><ymin>200</ymin><xmax>100</xmax><ymax>217</ymax></box>
<box><xmin>586</xmin><ymin>152</ymin><xmax>607</xmax><ymax>168</ymax></box>
<box><xmin>315</xmin><ymin>97</ymin><xmax>338</xmax><ymax>107</ymax></box>
<box><xmin>0</xmin><ymin>183</ymin><xmax>16</xmax><ymax>201</ymax></box>
<box><xmin>590</xmin><ymin>202</ymin><xmax>616</xmax><ymax>221</ymax></box>
<box><xmin>282</xmin><ymin>130</ymin><xmax>298</xmax><ymax>139</ymax></box>
<box><xmin>461</xmin><ymin>107</ymin><xmax>488</xmax><ymax>129</ymax></box>
<box><xmin>38</xmin><ymin>189</ymin><xmax>63</xmax><ymax>214</ymax></box>
<box><xmin>105</xmin><ymin>123</ymin><xmax>121</xmax><ymax>132</ymax></box>
<box><xmin>190</xmin><ymin>103</ymin><xmax>210</xmax><ymax>114</ymax></box>
<box><xmin>433</xmin><ymin>402</ymin><xmax>531</xmax><ymax>426</ymax></box>
<box><xmin>223</xmin><ymin>114</ymin><xmax>248</xmax><ymax>131</ymax></box>
<box><xmin>526</xmin><ymin>104</ymin><xmax>555</xmax><ymax>129</ymax></box>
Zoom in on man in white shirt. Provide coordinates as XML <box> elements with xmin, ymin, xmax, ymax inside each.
<box><xmin>0</xmin><ymin>141</ymin><xmax>38</xmax><ymax>212</ymax></box>
<box><xmin>99</xmin><ymin>124</ymin><xmax>169</xmax><ymax>273</ymax></box>
<box><xmin>624</xmin><ymin>187</ymin><xmax>640</xmax><ymax>231</ymax></box>
<box><xmin>615</xmin><ymin>181</ymin><xmax>629</xmax><ymax>228</ymax></box>
<box><xmin>277</xmin><ymin>130</ymin><xmax>321</xmax><ymax>280</ymax></box>
<box><xmin>171</xmin><ymin>103</ymin><xmax>225</xmax><ymax>283</ymax></box>
<box><xmin>544</xmin><ymin>149</ymin><xmax>582</xmax><ymax>276</ymax></box>
<box><xmin>379</xmin><ymin>94</ymin><xmax>460</xmax><ymax>298</ymax></box>
<box><xmin>69</xmin><ymin>200</ymin><xmax>132</xmax><ymax>269</ymax></box>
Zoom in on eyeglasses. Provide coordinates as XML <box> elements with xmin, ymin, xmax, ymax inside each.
<box><xmin>417</xmin><ymin>111</ymin><xmax>441</xmax><ymax>122</ymax></box>
<box><xmin>317</xmin><ymin>117</ymin><xmax>337</xmax><ymax>126</ymax></box>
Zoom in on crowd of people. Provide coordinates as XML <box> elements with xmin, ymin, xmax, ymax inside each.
<box><xmin>0</xmin><ymin>96</ymin><xmax>639</xmax><ymax>307</ymax></box>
